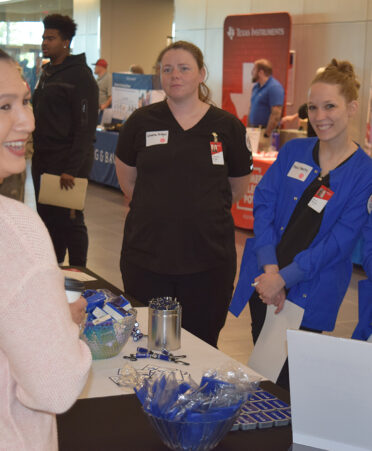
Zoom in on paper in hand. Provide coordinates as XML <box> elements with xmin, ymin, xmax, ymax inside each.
<box><xmin>248</xmin><ymin>300</ymin><xmax>304</xmax><ymax>382</ymax></box>
<box><xmin>38</xmin><ymin>173</ymin><xmax>88</xmax><ymax>210</ymax></box>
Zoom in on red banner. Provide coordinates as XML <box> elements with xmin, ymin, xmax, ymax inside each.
<box><xmin>222</xmin><ymin>13</ymin><xmax>291</xmax><ymax>125</ymax></box>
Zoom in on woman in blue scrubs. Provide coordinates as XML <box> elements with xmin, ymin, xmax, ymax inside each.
<box><xmin>230</xmin><ymin>59</ymin><xmax>372</xmax><ymax>389</ymax></box>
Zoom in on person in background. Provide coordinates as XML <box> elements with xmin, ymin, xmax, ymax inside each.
<box><xmin>248</xmin><ymin>59</ymin><xmax>284</xmax><ymax>150</ymax></box>
<box><xmin>115</xmin><ymin>41</ymin><xmax>253</xmax><ymax>347</ymax></box>
<box><xmin>129</xmin><ymin>64</ymin><xmax>144</xmax><ymax>74</ymax></box>
<box><xmin>32</xmin><ymin>14</ymin><xmax>98</xmax><ymax>266</ymax></box>
<box><xmin>281</xmin><ymin>102</ymin><xmax>317</xmax><ymax>137</ymax></box>
<box><xmin>93</xmin><ymin>58</ymin><xmax>112</xmax><ymax>112</ymax></box>
<box><xmin>230</xmin><ymin>59</ymin><xmax>372</xmax><ymax>389</ymax></box>
<box><xmin>0</xmin><ymin>48</ymin><xmax>91</xmax><ymax>451</ymax></box>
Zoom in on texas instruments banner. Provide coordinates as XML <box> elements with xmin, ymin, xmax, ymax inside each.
<box><xmin>222</xmin><ymin>13</ymin><xmax>291</xmax><ymax>125</ymax></box>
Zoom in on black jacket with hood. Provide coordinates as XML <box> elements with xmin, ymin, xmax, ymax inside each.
<box><xmin>32</xmin><ymin>53</ymin><xmax>98</xmax><ymax>177</ymax></box>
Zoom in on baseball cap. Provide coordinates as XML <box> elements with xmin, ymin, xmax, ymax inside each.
<box><xmin>93</xmin><ymin>58</ymin><xmax>108</xmax><ymax>68</ymax></box>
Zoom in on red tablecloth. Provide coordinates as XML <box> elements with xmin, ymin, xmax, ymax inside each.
<box><xmin>231</xmin><ymin>152</ymin><xmax>277</xmax><ymax>229</ymax></box>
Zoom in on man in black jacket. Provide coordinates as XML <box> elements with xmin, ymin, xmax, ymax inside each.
<box><xmin>32</xmin><ymin>14</ymin><xmax>98</xmax><ymax>266</ymax></box>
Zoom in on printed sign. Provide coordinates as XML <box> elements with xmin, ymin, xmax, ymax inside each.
<box><xmin>223</xmin><ymin>13</ymin><xmax>291</xmax><ymax>125</ymax></box>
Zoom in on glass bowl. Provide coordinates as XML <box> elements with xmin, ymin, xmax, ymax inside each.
<box><xmin>80</xmin><ymin>308</ymin><xmax>137</xmax><ymax>359</ymax></box>
<box><xmin>143</xmin><ymin>408</ymin><xmax>240</xmax><ymax>451</ymax></box>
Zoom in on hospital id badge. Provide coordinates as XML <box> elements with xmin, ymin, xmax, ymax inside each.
<box><xmin>210</xmin><ymin>142</ymin><xmax>224</xmax><ymax>165</ymax></box>
<box><xmin>308</xmin><ymin>185</ymin><xmax>334</xmax><ymax>213</ymax></box>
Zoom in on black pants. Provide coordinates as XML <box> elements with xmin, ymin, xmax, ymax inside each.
<box><xmin>249</xmin><ymin>291</ymin><xmax>321</xmax><ymax>391</ymax></box>
<box><xmin>32</xmin><ymin>166</ymin><xmax>88</xmax><ymax>266</ymax></box>
<box><xmin>121</xmin><ymin>258</ymin><xmax>236</xmax><ymax>348</ymax></box>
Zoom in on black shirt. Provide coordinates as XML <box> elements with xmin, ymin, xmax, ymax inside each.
<box><xmin>116</xmin><ymin>101</ymin><xmax>253</xmax><ymax>274</ymax></box>
<box><xmin>276</xmin><ymin>141</ymin><xmax>355</xmax><ymax>269</ymax></box>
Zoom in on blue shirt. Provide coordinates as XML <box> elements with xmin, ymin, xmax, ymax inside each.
<box><xmin>249</xmin><ymin>76</ymin><xmax>284</xmax><ymax>127</ymax></box>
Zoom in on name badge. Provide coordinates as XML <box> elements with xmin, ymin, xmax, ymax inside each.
<box><xmin>287</xmin><ymin>161</ymin><xmax>313</xmax><ymax>181</ymax></box>
<box><xmin>146</xmin><ymin>131</ymin><xmax>169</xmax><ymax>147</ymax></box>
<box><xmin>210</xmin><ymin>142</ymin><xmax>224</xmax><ymax>165</ymax></box>
<box><xmin>308</xmin><ymin>185</ymin><xmax>334</xmax><ymax>213</ymax></box>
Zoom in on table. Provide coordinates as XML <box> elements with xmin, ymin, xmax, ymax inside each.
<box><xmin>90</xmin><ymin>130</ymin><xmax>120</xmax><ymax>189</ymax></box>
<box><xmin>231</xmin><ymin>151</ymin><xmax>277</xmax><ymax>229</ymax></box>
<box><xmin>57</xmin><ymin>268</ymin><xmax>292</xmax><ymax>450</ymax></box>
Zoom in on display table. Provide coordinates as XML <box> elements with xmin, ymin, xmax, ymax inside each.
<box><xmin>231</xmin><ymin>151</ymin><xmax>277</xmax><ymax>229</ymax></box>
<box><xmin>90</xmin><ymin>130</ymin><xmax>120</xmax><ymax>189</ymax></box>
<box><xmin>57</xmin><ymin>269</ymin><xmax>292</xmax><ymax>450</ymax></box>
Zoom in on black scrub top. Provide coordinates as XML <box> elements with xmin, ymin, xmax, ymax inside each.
<box><xmin>276</xmin><ymin>141</ymin><xmax>355</xmax><ymax>269</ymax></box>
<box><xmin>116</xmin><ymin>101</ymin><xmax>253</xmax><ymax>275</ymax></box>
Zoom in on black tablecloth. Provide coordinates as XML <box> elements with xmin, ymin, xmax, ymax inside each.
<box><xmin>57</xmin><ymin>381</ymin><xmax>291</xmax><ymax>451</ymax></box>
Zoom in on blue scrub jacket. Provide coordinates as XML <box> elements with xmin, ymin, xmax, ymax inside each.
<box><xmin>230</xmin><ymin>138</ymin><xmax>372</xmax><ymax>331</ymax></box>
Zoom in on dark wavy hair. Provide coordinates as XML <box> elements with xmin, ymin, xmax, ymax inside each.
<box><xmin>156</xmin><ymin>40</ymin><xmax>211</xmax><ymax>104</ymax></box>
<box><xmin>311</xmin><ymin>58</ymin><xmax>360</xmax><ymax>102</ymax></box>
<box><xmin>43</xmin><ymin>14</ymin><xmax>77</xmax><ymax>44</ymax></box>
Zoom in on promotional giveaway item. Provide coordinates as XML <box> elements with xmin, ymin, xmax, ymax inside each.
<box><xmin>80</xmin><ymin>289</ymin><xmax>137</xmax><ymax>359</ymax></box>
<box><xmin>135</xmin><ymin>363</ymin><xmax>257</xmax><ymax>451</ymax></box>
<box><xmin>148</xmin><ymin>297</ymin><xmax>181</xmax><ymax>351</ymax></box>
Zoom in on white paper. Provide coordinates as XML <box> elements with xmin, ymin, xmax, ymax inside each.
<box><xmin>288</xmin><ymin>330</ymin><xmax>372</xmax><ymax>451</ymax></box>
<box><xmin>80</xmin><ymin>307</ymin><xmax>263</xmax><ymax>399</ymax></box>
<box><xmin>248</xmin><ymin>300</ymin><xmax>304</xmax><ymax>382</ymax></box>
<box><xmin>61</xmin><ymin>269</ymin><xmax>97</xmax><ymax>282</ymax></box>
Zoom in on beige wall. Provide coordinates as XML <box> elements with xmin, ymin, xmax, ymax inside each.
<box><xmin>174</xmin><ymin>0</ymin><xmax>372</xmax><ymax>144</ymax></box>
<box><xmin>100</xmin><ymin>0</ymin><xmax>174</xmax><ymax>74</ymax></box>
<box><xmin>73</xmin><ymin>0</ymin><xmax>100</xmax><ymax>67</ymax></box>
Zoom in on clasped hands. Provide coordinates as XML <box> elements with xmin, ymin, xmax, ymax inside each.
<box><xmin>254</xmin><ymin>264</ymin><xmax>286</xmax><ymax>314</ymax></box>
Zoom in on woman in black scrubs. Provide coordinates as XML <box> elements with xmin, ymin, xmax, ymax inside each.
<box><xmin>115</xmin><ymin>41</ymin><xmax>253</xmax><ymax>347</ymax></box>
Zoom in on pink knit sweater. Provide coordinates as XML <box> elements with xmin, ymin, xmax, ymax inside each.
<box><xmin>0</xmin><ymin>195</ymin><xmax>92</xmax><ymax>451</ymax></box>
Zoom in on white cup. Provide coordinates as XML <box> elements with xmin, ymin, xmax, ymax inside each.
<box><xmin>64</xmin><ymin>277</ymin><xmax>85</xmax><ymax>304</ymax></box>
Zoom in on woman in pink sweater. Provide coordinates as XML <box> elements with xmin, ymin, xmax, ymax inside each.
<box><xmin>0</xmin><ymin>50</ymin><xmax>92</xmax><ymax>450</ymax></box>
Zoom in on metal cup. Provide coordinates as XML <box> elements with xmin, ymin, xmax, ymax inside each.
<box><xmin>148</xmin><ymin>300</ymin><xmax>181</xmax><ymax>351</ymax></box>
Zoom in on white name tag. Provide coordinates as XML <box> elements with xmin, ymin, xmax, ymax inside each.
<box><xmin>287</xmin><ymin>161</ymin><xmax>313</xmax><ymax>181</ymax></box>
<box><xmin>308</xmin><ymin>185</ymin><xmax>334</xmax><ymax>213</ymax></box>
<box><xmin>146</xmin><ymin>131</ymin><xmax>169</xmax><ymax>147</ymax></box>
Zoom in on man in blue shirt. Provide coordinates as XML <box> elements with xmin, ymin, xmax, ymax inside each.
<box><xmin>248</xmin><ymin>59</ymin><xmax>284</xmax><ymax>149</ymax></box>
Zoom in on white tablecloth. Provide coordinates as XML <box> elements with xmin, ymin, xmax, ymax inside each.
<box><xmin>80</xmin><ymin>307</ymin><xmax>262</xmax><ymax>399</ymax></box>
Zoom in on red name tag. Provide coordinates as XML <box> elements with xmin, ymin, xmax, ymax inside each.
<box><xmin>308</xmin><ymin>185</ymin><xmax>334</xmax><ymax>213</ymax></box>
<box><xmin>210</xmin><ymin>142</ymin><xmax>224</xmax><ymax>165</ymax></box>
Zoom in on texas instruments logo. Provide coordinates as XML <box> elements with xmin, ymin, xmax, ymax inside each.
<box><xmin>227</xmin><ymin>26</ymin><xmax>235</xmax><ymax>40</ymax></box>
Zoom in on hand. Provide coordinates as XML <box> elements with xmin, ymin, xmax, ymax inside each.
<box><xmin>60</xmin><ymin>173</ymin><xmax>75</xmax><ymax>190</ymax></box>
<box><xmin>272</xmin><ymin>288</ymin><xmax>286</xmax><ymax>314</ymax></box>
<box><xmin>69</xmin><ymin>296</ymin><xmax>87</xmax><ymax>325</ymax></box>
<box><xmin>254</xmin><ymin>272</ymin><xmax>285</xmax><ymax>301</ymax></box>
